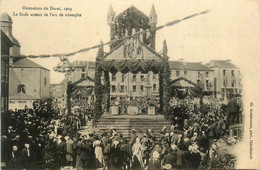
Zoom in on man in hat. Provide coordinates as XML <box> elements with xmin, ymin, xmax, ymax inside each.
<box><xmin>57</xmin><ymin>137</ymin><xmax>67</xmax><ymax>167</ymax></box>
<box><xmin>141</xmin><ymin>133</ymin><xmax>150</xmax><ymax>165</ymax></box>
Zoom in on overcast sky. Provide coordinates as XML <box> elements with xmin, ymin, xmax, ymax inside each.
<box><xmin>1</xmin><ymin>0</ymin><xmax>260</xmax><ymax>84</ymax></box>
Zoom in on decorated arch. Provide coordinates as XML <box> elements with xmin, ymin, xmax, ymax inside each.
<box><xmin>94</xmin><ymin>36</ymin><xmax>171</xmax><ymax>119</ymax></box>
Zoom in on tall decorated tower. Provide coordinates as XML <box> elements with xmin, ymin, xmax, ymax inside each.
<box><xmin>107</xmin><ymin>5</ymin><xmax>157</xmax><ymax>50</ymax></box>
<box><xmin>149</xmin><ymin>4</ymin><xmax>157</xmax><ymax>50</ymax></box>
<box><xmin>107</xmin><ymin>5</ymin><xmax>116</xmax><ymax>50</ymax></box>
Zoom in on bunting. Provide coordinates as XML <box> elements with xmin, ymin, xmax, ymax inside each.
<box><xmin>1</xmin><ymin>10</ymin><xmax>210</xmax><ymax>59</ymax></box>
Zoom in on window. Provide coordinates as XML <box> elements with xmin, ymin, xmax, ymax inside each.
<box><xmin>82</xmin><ymin>68</ymin><xmax>85</xmax><ymax>72</ymax></box>
<box><xmin>198</xmin><ymin>72</ymin><xmax>201</xmax><ymax>78</ymax></box>
<box><xmin>232</xmin><ymin>79</ymin><xmax>236</xmax><ymax>87</ymax></box>
<box><xmin>120</xmin><ymin>85</ymin><xmax>125</xmax><ymax>92</ymax></box>
<box><xmin>176</xmin><ymin>71</ymin><xmax>180</xmax><ymax>77</ymax></box>
<box><xmin>231</xmin><ymin>70</ymin><xmax>234</xmax><ymax>76</ymax></box>
<box><xmin>153</xmin><ymin>84</ymin><xmax>157</xmax><ymax>91</ymax></box>
<box><xmin>206</xmin><ymin>72</ymin><xmax>209</xmax><ymax>78</ymax></box>
<box><xmin>146</xmin><ymin>74</ymin><xmax>150</xmax><ymax>82</ymax></box>
<box><xmin>44</xmin><ymin>77</ymin><xmax>47</xmax><ymax>86</ymax></box>
<box><xmin>17</xmin><ymin>84</ymin><xmax>26</xmax><ymax>93</ymax></box>
<box><xmin>133</xmin><ymin>85</ymin><xmax>136</xmax><ymax>92</ymax></box>
<box><xmin>206</xmin><ymin>80</ymin><xmax>209</xmax><ymax>88</ymax></box>
<box><xmin>197</xmin><ymin>80</ymin><xmax>200</xmax><ymax>85</ymax></box>
<box><xmin>112</xmin><ymin>85</ymin><xmax>116</xmax><ymax>92</ymax></box>
<box><xmin>133</xmin><ymin>75</ymin><xmax>136</xmax><ymax>82</ymax></box>
<box><xmin>221</xmin><ymin>89</ymin><xmax>225</xmax><ymax>98</ymax></box>
<box><xmin>184</xmin><ymin>71</ymin><xmax>187</xmax><ymax>77</ymax></box>
<box><xmin>112</xmin><ymin>74</ymin><xmax>116</xmax><ymax>81</ymax></box>
<box><xmin>122</xmin><ymin>74</ymin><xmax>125</xmax><ymax>82</ymax></box>
<box><xmin>141</xmin><ymin>85</ymin><xmax>144</xmax><ymax>91</ymax></box>
<box><xmin>223</xmin><ymin>70</ymin><xmax>226</xmax><ymax>76</ymax></box>
<box><xmin>140</xmin><ymin>75</ymin><xmax>144</xmax><ymax>81</ymax></box>
<box><xmin>81</xmin><ymin>73</ymin><xmax>85</xmax><ymax>79</ymax></box>
<box><xmin>223</xmin><ymin>77</ymin><xmax>228</xmax><ymax>86</ymax></box>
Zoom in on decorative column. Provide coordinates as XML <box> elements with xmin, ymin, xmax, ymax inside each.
<box><xmin>94</xmin><ymin>41</ymin><xmax>104</xmax><ymax>118</ymax></box>
<box><xmin>149</xmin><ymin>4</ymin><xmax>157</xmax><ymax>50</ymax></box>
<box><xmin>159</xmin><ymin>71</ymin><xmax>164</xmax><ymax>114</ymax></box>
<box><xmin>104</xmin><ymin>71</ymin><xmax>110</xmax><ymax>113</ymax></box>
<box><xmin>162</xmin><ymin>40</ymin><xmax>171</xmax><ymax>119</ymax></box>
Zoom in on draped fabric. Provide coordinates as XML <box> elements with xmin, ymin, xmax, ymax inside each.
<box><xmin>172</xmin><ymin>87</ymin><xmax>202</xmax><ymax>99</ymax></box>
<box><xmin>71</xmin><ymin>87</ymin><xmax>93</xmax><ymax>99</ymax></box>
<box><xmin>101</xmin><ymin>59</ymin><xmax>164</xmax><ymax>74</ymax></box>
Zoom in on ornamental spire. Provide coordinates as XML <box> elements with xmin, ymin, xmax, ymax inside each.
<box><xmin>163</xmin><ymin>39</ymin><xmax>168</xmax><ymax>58</ymax></box>
<box><xmin>107</xmin><ymin>4</ymin><xmax>115</xmax><ymax>26</ymax></box>
<box><xmin>149</xmin><ymin>4</ymin><xmax>157</xmax><ymax>26</ymax></box>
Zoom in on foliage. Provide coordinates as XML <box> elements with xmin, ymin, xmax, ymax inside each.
<box><xmin>162</xmin><ymin>58</ymin><xmax>171</xmax><ymax>119</ymax></box>
<box><xmin>104</xmin><ymin>71</ymin><xmax>110</xmax><ymax>113</ymax></box>
<box><xmin>159</xmin><ymin>72</ymin><xmax>164</xmax><ymax>114</ymax></box>
<box><xmin>205</xmin><ymin>151</ymin><xmax>237</xmax><ymax>169</ymax></box>
<box><xmin>94</xmin><ymin>45</ymin><xmax>104</xmax><ymax>118</ymax></box>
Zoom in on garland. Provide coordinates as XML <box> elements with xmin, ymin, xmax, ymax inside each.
<box><xmin>159</xmin><ymin>72</ymin><xmax>164</xmax><ymax>114</ymax></box>
<box><xmin>94</xmin><ymin>45</ymin><xmax>104</xmax><ymax>118</ymax></box>
<box><xmin>162</xmin><ymin>57</ymin><xmax>171</xmax><ymax>119</ymax></box>
<box><xmin>104</xmin><ymin>71</ymin><xmax>110</xmax><ymax>113</ymax></box>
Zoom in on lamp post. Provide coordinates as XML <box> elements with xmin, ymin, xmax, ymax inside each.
<box><xmin>53</xmin><ymin>56</ymin><xmax>75</xmax><ymax>115</ymax></box>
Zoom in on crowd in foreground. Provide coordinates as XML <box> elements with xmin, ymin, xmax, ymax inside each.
<box><xmin>1</xmin><ymin>96</ymin><xmax>242</xmax><ymax>170</ymax></box>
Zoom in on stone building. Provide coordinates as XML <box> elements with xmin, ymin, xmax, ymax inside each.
<box><xmin>206</xmin><ymin>60</ymin><xmax>241</xmax><ymax>98</ymax></box>
<box><xmin>1</xmin><ymin>13</ymin><xmax>51</xmax><ymax>110</ymax></box>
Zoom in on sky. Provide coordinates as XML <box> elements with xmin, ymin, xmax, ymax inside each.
<box><xmin>1</xmin><ymin>0</ymin><xmax>259</xmax><ymax>84</ymax></box>
<box><xmin>1</xmin><ymin>0</ymin><xmax>260</xmax><ymax>167</ymax></box>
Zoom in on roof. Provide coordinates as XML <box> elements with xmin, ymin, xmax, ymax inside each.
<box><xmin>206</xmin><ymin>60</ymin><xmax>238</xmax><ymax>68</ymax></box>
<box><xmin>71</xmin><ymin>61</ymin><xmax>95</xmax><ymax>68</ymax></box>
<box><xmin>1</xmin><ymin>12</ymin><xmax>13</xmax><ymax>23</ymax></box>
<box><xmin>72</xmin><ymin>76</ymin><xmax>95</xmax><ymax>86</ymax></box>
<box><xmin>12</xmin><ymin>58</ymin><xmax>50</xmax><ymax>71</ymax></box>
<box><xmin>169</xmin><ymin>61</ymin><xmax>213</xmax><ymax>71</ymax></box>
<box><xmin>9</xmin><ymin>92</ymin><xmax>40</xmax><ymax>100</ymax></box>
<box><xmin>103</xmin><ymin>41</ymin><xmax>163</xmax><ymax>61</ymax></box>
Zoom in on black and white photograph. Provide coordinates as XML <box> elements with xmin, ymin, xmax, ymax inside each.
<box><xmin>1</xmin><ymin>0</ymin><xmax>260</xmax><ymax>169</ymax></box>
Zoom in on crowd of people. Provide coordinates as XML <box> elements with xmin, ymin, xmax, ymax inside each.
<box><xmin>1</xmin><ymin>103</ymin><xmax>85</xmax><ymax>169</ymax></box>
<box><xmin>1</xmin><ymin>95</ymin><xmax>242</xmax><ymax>169</ymax></box>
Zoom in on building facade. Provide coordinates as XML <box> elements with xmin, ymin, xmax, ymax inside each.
<box><xmin>9</xmin><ymin>58</ymin><xmax>51</xmax><ymax>101</ymax></box>
<box><xmin>206</xmin><ymin>60</ymin><xmax>241</xmax><ymax>98</ymax></box>
<box><xmin>169</xmin><ymin>61</ymin><xmax>214</xmax><ymax>92</ymax></box>
<box><xmin>50</xmin><ymin>83</ymin><xmax>66</xmax><ymax>110</ymax></box>
<box><xmin>1</xmin><ymin>30</ymin><xmax>13</xmax><ymax>113</ymax></box>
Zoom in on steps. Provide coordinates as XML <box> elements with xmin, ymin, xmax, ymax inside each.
<box><xmin>79</xmin><ymin>115</ymin><xmax>172</xmax><ymax>141</ymax></box>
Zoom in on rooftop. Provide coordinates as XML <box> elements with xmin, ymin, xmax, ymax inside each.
<box><xmin>12</xmin><ymin>58</ymin><xmax>49</xmax><ymax>71</ymax></box>
<box><xmin>206</xmin><ymin>60</ymin><xmax>238</xmax><ymax>68</ymax></box>
<box><xmin>169</xmin><ymin>61</ymin><xmax>213</xmax><ymax>71</ymax></box>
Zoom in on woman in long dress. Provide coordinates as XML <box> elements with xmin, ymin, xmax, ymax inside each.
<box><xmin>93</xmin><ymin>139</ymin><xmax>104</xmax><ymax>168</ymax></box>
<box><xmin>132</xmin><ymin>137</ymin><xmax>144</xmax><ymax>168</ymax></box>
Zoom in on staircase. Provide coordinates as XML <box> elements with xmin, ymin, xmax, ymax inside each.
<box><xmin>80</xmin><ymin>115</ymin><xmax>172</xmax><ymax>141</ymax></box>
